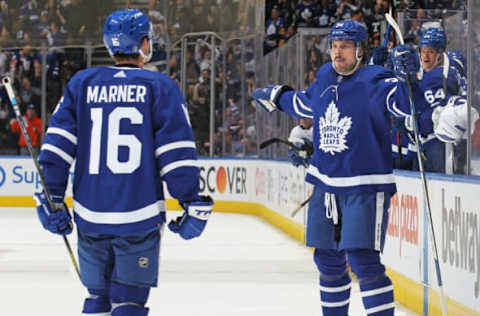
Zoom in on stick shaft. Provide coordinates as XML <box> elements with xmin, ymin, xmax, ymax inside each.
<box><xmin>384</xmin><ymin>16</ymin><xmax>448</xmax><ymax>316</ymax></box>
<box><xmin>290</xmin><ymin>195</ymin><xmax>312</xmax><ymax>217</ymax></box>
<box><xmin>2</xmin><ymin>76</ymin><xmax>81</xmax><ymax>280</ymax></box>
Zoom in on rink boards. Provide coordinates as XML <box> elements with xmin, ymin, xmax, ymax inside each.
<box><xmin>0</xmin><ymin>156</ymin><xmax>479</xmax><ymax>316</ymax></box>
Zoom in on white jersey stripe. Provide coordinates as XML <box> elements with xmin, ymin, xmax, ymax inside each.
<box><xmin>293</xmin><ymin>93</ymin><xmax>313</xmax><ymax>119</ymax></box>
<box><xmin>74</xmin><ymin>200</ymin><xmax>165</xmax><ymax>224</ymax></box>
<box><xmin>160</xmin><ymin>159</ymin><xmax>198</xmax><ymax>176</ymax></box>
<box><xmin>320</xmin><ymin>298</ymin><xmax>350</xmax><ymax>308</ymax></box>
<box><xmin>41</xmin><ymin>144</ymin><xmax>74</xmax><ymax>165</ymax></box>
<box><xmin>47</xmin><ymin>127</ymin><xmax>77</xmax><ymax>145</ymax></box>
<box><xmin>295</xmin><ymin>93</ymin><xmax>312</xmax><ymax>112</ymax></box>
<box><xmin>361</xmin><ymin>284</ymin><xmax>394</xmax><ymax>297</ymax></box>
<box><xmin>307</xmin><ymin>165</ymin><xmax>395</xmax><ymax>187</ymax></box>
<box><xmin>365</xmin><ymin>302</ymin><xmax>395</xmax><ymax>315</ymax></box>
<box><xmin>386</xmin><ymin>86</ymin><xmax>409</xmax><ymax>117</ymax></box>
<box><xmin>155</xmin><ymin>141</ymin><xmax>196</xmax><ymax>157</ymax></box>
<box><xmin>374</xmin><ymin>192</ymin><xmax>385</xmax><ymax>251</ymax></box>
<box><xmin>319</xmin><ymin>282</ymin><xmax>351</xmax><ymax>293</ymax></box>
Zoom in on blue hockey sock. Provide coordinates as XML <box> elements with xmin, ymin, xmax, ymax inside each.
<box><xmin>347</xmin><ymin>249</ymin><xmax>394</xmax><ymax>316</ymax></box>
<box><xmin>110</xmin><ymin>282</ymin><xmax>150</xmax><ymax>316</ymax></box>
<box><xmin>319</xmin><ymin>272</ymin><xmax>352</xmax><ymax>316</ymax></box>
<box><xmin>82</xmin><ymin>288</ymin><xmax>111</xmax><ymax>315</ymax></box>
<box><xmin>111</xmin><ymin>305</ymin><xmax>148</xmax><ymax>316</ymax></box>
<box><xmin>359</xmin><ymin>274</ymin><xmax>394</xmax><ymax>316</ymax></box>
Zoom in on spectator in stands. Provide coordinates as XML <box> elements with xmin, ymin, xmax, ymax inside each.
<box><xmin>265</xmin><ymin>5</ymin><xmax>286</xmax><ymax>53</ymax></box>
<box><xmin>296</xmin><ymin>0</ymin><xmax>319</xmax><ymax>27</ymax></box>
<box><xmin>34</xmin><ymin>10</ymin><xmax>50</xmax><ymax>38</ymax></box>
<box><xmin>276</xmin><ymin>0</ymin><xmax>296</xmax><ymax>27</ymax></box>
<box><xmin>317</xmin><ymin>0</ymin><xmax>337</xmax><ymax>28</ymax></box>
<box><xmin>62</xmin><ymin>0</ymin><xmax>89</xmax><ymax>43</ymax></box>
<box><xmin>336</xmin><ymin>0</ymin><xmax>357</xmax><ymax>20</ymax></box>
<box><xmin>46</xmin><ymin>20</ymin><xmax>65</xmax><ymax>46</ymax></box>
<box><xmin>9</xmin><ymin>103</ymin><xmax>42</xmax><ymax>156</ymax></box>
<box><xmin>19</xmin><ymin>76</ymin><xmax>41</xmax><ymax>113</ymax></box>
<box><xmin>10</xmin><ymin>45</ymin><xmax>39</xmax><ymax>80</ymax></box>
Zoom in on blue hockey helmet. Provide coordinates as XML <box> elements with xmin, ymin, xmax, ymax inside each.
<box><xmin>447</xmin><ymin>49</ymin><xmax>466</xmax><ymax>76</ymax></box>
<box><xmin>419</xmin><ymin>27</ymin><xmax>447</xmax><ymax>52</ymax></box>
<box><xmin>328</xmin><ymin>20</ymin><xmax>368</xmax><ymax>47</ymax></box>
<box><xmin>103</xmin><ymin>9</ymin><xmax>154</xmax><ymax>62</ymax></box>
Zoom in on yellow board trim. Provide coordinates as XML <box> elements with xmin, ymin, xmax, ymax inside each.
<box><xmin>1</xmin><ymin>196</ymin><xmax>478</xmax><ymax>315</ymax></box>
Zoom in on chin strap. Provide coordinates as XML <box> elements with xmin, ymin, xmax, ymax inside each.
<box><xmin>139</xmin><ymin>39</ymin><xmax>153</xmax><ymax>64</ymax></box>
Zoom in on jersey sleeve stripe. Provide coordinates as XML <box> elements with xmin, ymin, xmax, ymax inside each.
<box><xmin>386</xmin><ymin>86</ymin><xmax>408</xmax><ymax>117</ymax></box>
<box><xmin>160</xmin><ymin>159</ymin><xmax>197</xmax><ymax>177</ymax></box>
<box><xmin>295</xmin><ymin>92</ymin><xmax>312</xmax><ymax>112</ymax></box>
<box><xmin>293</xmin><ymin>93</ymin><xmax>314</xmax><ymax>119</ymax></box>
<box><xmin>74</xmin><ymin>199</ymin><xmax>165</xmax><ymax>224</ymax></box>
<box><xmin>155</xmin><ymin>140</ymin><xmax>196</xmax><ymax>157</ymax></box>
<box><xmin>41</xmin><ymin>144</ymin><xmax>74</xmax><ymax>165</ymax></box>
<box><xmin>46</xmin><ymin>127</ymin><xmax>77</xmax><ymax>145</ymax></box>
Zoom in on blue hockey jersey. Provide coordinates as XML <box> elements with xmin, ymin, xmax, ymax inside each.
<box><xmin>277</xmin><ymin>63</ymin><xmax>419</xmax><ymax>194</ymax></box>
<box><xmin>416</xmin><ymin>65</ymin><xmax>461</xmax><ymax>139</ymax></box>
<box><xmin>39</xmin><ymin>65</ymin><xmax>200</xmax><ymax>235</ymax></box>
<box><xmin>392</xmin><ymin>65</ymin><xmax>462</xmax><ymax>158</ymax></box>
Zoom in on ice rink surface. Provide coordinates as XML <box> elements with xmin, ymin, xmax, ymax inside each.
<box><xmin>0</xmin><ymin>208</ymin><xmax>419</xmax><ymax>316</ymax></box>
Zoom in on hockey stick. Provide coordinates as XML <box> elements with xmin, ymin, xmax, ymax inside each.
<box><xmin>260</xmin><ymin>137</ymin><xmax>314</xmax><ymax>156</ymax></box>
<box><xmin>290</xmin><ymin>194</ymin><xmax>312</xmax><ymax>217</ymax></box>
<box><xmin>385</xmin><ymin>14</ymin><xmax>448</xmax><ymax>316</ymax></box>
<box><xmin>260</xmin><ymin>137</ymin><xmax>296</xmax><ymax>149</ymax></box>
<box><xmin>1</xmin><ymin>76</ymin><xmax>81</xmax><ymax>280</ymax></box>
<box><xmin>383</xmin><ymin>0</ymin><xmax>393</xmax><ymax>47</ymax></box>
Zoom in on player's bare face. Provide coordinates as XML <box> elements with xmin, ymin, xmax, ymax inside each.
<box><xmin>331</xmin><ymin>40</ymin><xmax>357</xmax><ymax>74</ymax></box>
<box><xmin>420</xmin><ymin>46</ymin><xmax>441</xmax><ymax>71</ymax></box>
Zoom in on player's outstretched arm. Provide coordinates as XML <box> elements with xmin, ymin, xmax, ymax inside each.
<box><xmin>252</xmin><ymin>85</ymin><xmax>313</xmax><ymax>119</ymax></box>
<box><xmin>252</xmin><ymin>85</ymin><xmax>292</xmax><ymax>112</ymax></box>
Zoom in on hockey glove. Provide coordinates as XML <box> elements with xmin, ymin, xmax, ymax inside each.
<box><xmin>371</xmin><ymin>46</ymin><xmax>389</xmax><ymax>66</ymax></box>
<box><xmin>391</xmin><ymin>44</ymin><xmax>420</xmax><ymax>82</ymax></box>
<box><xmin>287</xmin><ymin>139</ymin><xmax>313</xmax><ymax>168</ymax></box>
<box><xmin>34</xmin><ymin>192</ymin><xmax>72</xmax><ymax>235</ymax></box>
<box><xmin>252</xmin><ymin>85</ymin><xmax>293</xmax><ymax>113</ymax></box>
<box><xmin>168</xmin><ymin>195</ymin><xmax>213</xmax><ymax>240</ymax></box>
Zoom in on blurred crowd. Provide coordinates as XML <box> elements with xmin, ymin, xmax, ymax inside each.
<box><xmin>1</xmin><ymin>0</ymin><xmax>477</xmax><ymax>168</ymax></box>
<box><xmin>166</xmin><ymin>36</ymin><xmax>259</xmax><ymax>156</ymax></box>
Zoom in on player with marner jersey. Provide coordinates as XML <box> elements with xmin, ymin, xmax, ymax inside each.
<box><xmin>253</xmin><ymin>20</ymin><xmax>421</xmax><ymax>315</ymax></box>
<box><xmin>33</xmin><ymin>9</ymin><xmax>213</xmax><ymax>316</ymax></box>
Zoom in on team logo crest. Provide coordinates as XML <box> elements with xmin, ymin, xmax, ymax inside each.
<box><xmin>319</xmin><ymin>101</ymin><xmax>352</xmax><ymax>155</ymax></box>
<box><xmin>138</xmin><ymin>257</ymin><xmax>149</xmax><ymax>268</ymax></box>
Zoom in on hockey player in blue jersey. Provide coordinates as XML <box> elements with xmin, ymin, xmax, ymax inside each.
<box><xmin>33</xmin><ymin>9</ymin><xmax>213</xmax><ymax>316</ymax></box>
<box><xmin>394</xmin><ymin>27</ymin><xmax>464</xmax><ymax>173</ymax></box>
<box><xmin>252</xmin><ymin>20</ymin><xmax>421</xmax><ymax>316</ymax></box>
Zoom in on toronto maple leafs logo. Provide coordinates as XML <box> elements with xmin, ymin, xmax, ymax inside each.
<box><xmin>319</xmin><ymin>101</ymin><xmax>352</xmax><ymax>155</ymax></box>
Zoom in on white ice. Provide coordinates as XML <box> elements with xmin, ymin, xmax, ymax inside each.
<box><xmin>0</xmin><ymin>208</ymin><xmax>419</xmax><ymax>316</ymax></box>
